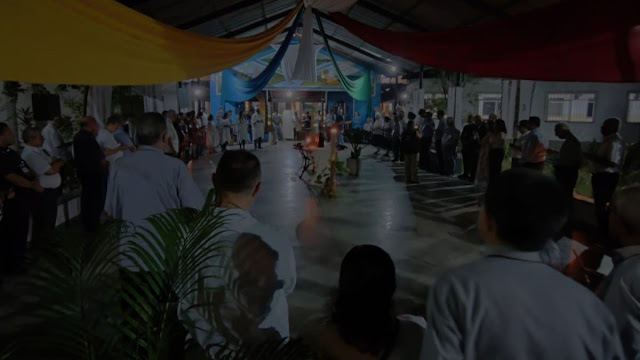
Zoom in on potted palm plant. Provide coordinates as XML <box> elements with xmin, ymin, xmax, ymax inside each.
<box><xmin>344</xmin><ymin>128</ymin><xmax>366</xmax><ymax>177</ymax></box>
<box><xmin>0</xmin><ymin>191</ymin><xmax>317</xmax><ymax>360</ymax></box>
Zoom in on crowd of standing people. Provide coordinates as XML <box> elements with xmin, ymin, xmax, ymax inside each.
<box><xmin>0</xmin><ymin>105</ymin><xmax>286</xmax><ymax>278</ymax></box>
<box><xmin>2</xmin><ymin>107</ymin><xmax>640</xmax><ymax>359</ymax></box>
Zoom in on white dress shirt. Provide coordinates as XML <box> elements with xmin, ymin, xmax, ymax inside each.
<box><xmin>421</xmin><ymin>245</ymin><xmax>624</xmax><ymax>360</ymax></box>
<box><xmin>42</xmin><ymin>122</ymin><xmax>67</xmax><ymax>161</ymax></box>
<box><xmin>96</xmin><ymin>129</ymin><xmax>123</xmax><ymax>165</ymax></box>
<box><xmin>521</xmin><ymin>127</ymin><xmax>547</xmax><ymax>164</ymax></box>
<box><xmin>21</xmin><ymin>145</ymin><xmax>61</xmax><ymax>189</ymax></box>
<box><xmin>600</xmin><ymin>245</ymin><xmax>640</xmax><ymax>359</ymax></box>
<box><xmin>180</xmin><ymin>208</ymin><xmax>296</xmax><ymax>352</ymax></box>
<box><xmin>595</xmin><ymin>133</ymin><xmax>625</xmax><ymax>174</ymax></box>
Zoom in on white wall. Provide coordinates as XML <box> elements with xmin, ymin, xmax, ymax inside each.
<box><xmin>403</xmin><ymin>77</ymin><xmax>640</xmax><ymax>143</ymax></box>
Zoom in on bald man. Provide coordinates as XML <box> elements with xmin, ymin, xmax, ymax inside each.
<box><xmin>73</xmin><ymin>116</ymin><xmax>108</xmax><ymax>232</ymax></box>
<box><xmin>599</xmin><ymin>186</ymin><xmax>640</xmax><ymax>359</ymax></box>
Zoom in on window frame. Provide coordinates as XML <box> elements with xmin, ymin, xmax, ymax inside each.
<box><xmin>477</xmin><ymin>93</ymin><xmax>502</xmax><ymax>119</ymax></box>
<box><xmin>545</xmin><ymin>91</ymin><xmax>597</xmax><ymax>124</ymax></box>
<box><xmin>625</xmin><ymin>91</ymin><xmax>640</xmax><ymax>124</ymax></box>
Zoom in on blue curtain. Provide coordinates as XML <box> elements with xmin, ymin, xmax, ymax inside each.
<box><xmin>222</xmin><ymin>7</ymin><xmax>304</xmax><ymax>103</ymax></box>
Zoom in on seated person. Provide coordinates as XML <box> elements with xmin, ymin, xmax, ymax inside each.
<box><xmin>306</xmin><ymin>245</ymin><xmax>425</xmax><ymax>360</ymax></box>
<box><xmin>421</xmin><ymin>168</ymin><xmax>624</xmax><ymax>360</ymax></box>
<box><xmin>599</xmin><ymin>185</ymin><xmax>640</xmax><ymax>359</ymax></box>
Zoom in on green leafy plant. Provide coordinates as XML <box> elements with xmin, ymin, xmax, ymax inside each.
<box><xmin>2</xmin><ymin>81</ymin><xmax>24</xmax><ymax>99</ymax></box>
<box><xmin>31</xmin><ymin>84</ymin><xmax>50</xmax><ymax>95</ymax></box>
<box><xmin>56</xmin><ymin>84</ymin><xmax>90</xmax><ymax>117</ymax></box>
<box><xmin>344</xmin><ymin>128</ymin><xmax>367</xmax><ymax>159</ymax></box>
<box><xmin>112</xmin><ymin>86</ymin><xmax>135</xmax><ymax>113</ymax></box>
<box><xmin>0</xmin><ymin>190</ymin><xmax>319</xmax><ymax>360</ymax></box>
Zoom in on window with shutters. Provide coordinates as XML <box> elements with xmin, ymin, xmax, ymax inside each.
<box><xmin>546</xmin><ymin>93</ymin><xmax>595</xmax><ymax>123</ymax></box>
<box><xmin>477</xmin><ymin>93</ymin><xmax>502</xmax><ymax>119</ymax></box>
<box><xmin>626</xmin><ymin>92</ymin><xmax>640</xmax><ymax>123</ymax></box>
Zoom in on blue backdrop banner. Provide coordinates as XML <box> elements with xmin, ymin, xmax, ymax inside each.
<box><xmin>222</xmin><ymin>7</ymin><xmax>304</xmax><ymax>103</ymax></box>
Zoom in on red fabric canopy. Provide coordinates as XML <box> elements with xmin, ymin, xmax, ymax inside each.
<box><xmin>331</xmin><ymin>0</ymin><xmax>640</xmax><ymax>82</ymax></box>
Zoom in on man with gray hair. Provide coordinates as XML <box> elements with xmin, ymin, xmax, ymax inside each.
<box><xmin>22</xmin><ymin>126</ymin><xmax>64</xmax><ymax>246</ymax></box>
<box><xmin>105</xmin><ymin>112</ymin><xmax>204</xmax><ymax>263</ymax></box>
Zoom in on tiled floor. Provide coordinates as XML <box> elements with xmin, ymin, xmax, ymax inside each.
<box><xmin>194</xmin><ymin>141</ymin><xmax>487</xmax><ymax>335</ymax></box>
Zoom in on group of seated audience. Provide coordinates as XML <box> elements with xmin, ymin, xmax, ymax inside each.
<box><xmin>2</xmin><ymin>110</ymin><xmax>639</xmax><ymax>359</ymax></box>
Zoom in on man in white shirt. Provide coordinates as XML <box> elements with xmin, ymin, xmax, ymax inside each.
<box><xmin>180</xmin><ymin>150</ymin><xmax>296</xmax><ymax>353</ymax></box>
<box><xmin>421</xmin><ymin>169</ymin><xmax>624</xmax><ymax>360</ymax></box>
<box><xmin>599</xmin><ymin>186</ymin><xmax>640</xmax><ymax>360</ymax></box>
<box><xmin>42</xmin><ymin>116</ymin><xmax>68</xmax><ymax>161</ymax></box>
<box><xmin>586</xmin><ymin>117</ymin><xmax>626</xmax><ymax>248</ymax></box>
<box><xmin>520</xmin><ymin>116</ymin><xmax>547</xmax><ymax>171</ymax></box>
<box><xmin>96</xmin><ymin>116</ymin><xmax>129</xmax><ymax>166</ymax></box>
<box><xmin>21</xmin><ymin>127</ymin><xmax>64</xmax><ymax>246</ymax></box>
<box><xmin>164</xmin><ymin>110</ymin><xmax>180</xmax><ymax>156</ymax></box>
<box><xmin>251</xmin><ymin>109</ymin><xmax>265</xmax><ymax>150</ymax></box>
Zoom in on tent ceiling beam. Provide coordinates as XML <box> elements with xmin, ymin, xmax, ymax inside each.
<box><xmin>353</xmin><ymin>0</ymin><xmax>430</xmax><ymax>31</ymax></box>
<box><xmin>176</xmin><ymin>0</ymin><xmax>259</xmax><ymax>29</ymax></box>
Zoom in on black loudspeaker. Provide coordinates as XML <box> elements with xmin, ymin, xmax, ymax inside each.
<box><xmin>120</xmin><ymin>95</ymin><xmax>145</xmax><ymax>118</ymax></box>
<box><xmin>32</xmin><ymin>94</ymin><xmax>61</xmax><ymax>121</ymax></box>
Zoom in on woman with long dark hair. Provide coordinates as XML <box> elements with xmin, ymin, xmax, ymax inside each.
<box><xmin>305</xmin><ymin>245</ymin><xmax>425</xmax><ymax>360</ymax></box>
<box><xmin>488</xmin><ymin>119</ymin><xmax>507</xmax><ymax>183</ymax></box>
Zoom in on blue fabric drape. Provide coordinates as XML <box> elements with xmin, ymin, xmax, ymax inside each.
<box><xmin>222</xmin><ymin>7</ymin><xmax>304</xmax><ymax>103</ymax></box>
<box><xmin>316</xmin><ymin>13</ymin><xmax>371</xmax><ymax>115</ymax></box>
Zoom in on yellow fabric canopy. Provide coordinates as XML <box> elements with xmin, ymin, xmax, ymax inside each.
<box><xmin>0</xmin><ymin>0</ymin><xmax>303</xmax><ymax>85</ymax></box>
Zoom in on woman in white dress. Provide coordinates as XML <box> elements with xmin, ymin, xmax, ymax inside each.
<box><xmin>220</xmin><ymin>111</ymin><xmax>232</xmax><ymax>152</ymax></box>
<box><xmin>251</xmin><ymin>108</ymin><xmax>265</xmax><ymax>150</ymax></box>
<box><xmin>237</xmin><ymin>110</ymin><xmax>249</xmax><ymax>150</ymax></box>
<box><xmin>207</xmin><ymin>114</ymin><xmax>220</xmax><ymax>154</ymax></box>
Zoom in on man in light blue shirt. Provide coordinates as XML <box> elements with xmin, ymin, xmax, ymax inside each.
<box><xmin>421</xmin><ymin>169</ymin><xmax>624</xmax><ymax>360</ymax></box>
<box><xmin>110</xmin><ymin>114</ymin><xmax>136</xmax><ymax>157</ymax></box>
<box><xmin>104</xmin><ymin>112</ymin><xmax>204</xmax><ymax>268</ymax></box>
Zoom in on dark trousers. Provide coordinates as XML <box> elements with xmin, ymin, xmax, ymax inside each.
<box><xmin>392</xmin><ymin>138</ymin><xmax>401</xmax><ymax>161</ymax></box>
<box><xmin>461</xmin><ymin>148</ymin><xmax>480</xmax><ymax>180</ymax></box>
<box><xmin>435</xmin><ymin>139</ymin><xmax>444</xmax><ymax>174</ymax></box>
<box><xmin>442</xmin><ymin>147</ymin><xmax>457</xmax><ymax>176</ymax></box>
<box><xmin>592</xmin><ymin>172</ymin><xmax>620</xmax><ymax>248</ymax></box>
<box><xmin>419</xmin><ymin>136</ymin><xmax>433</xmax><ymax>170</ymax></box>
<box><xmin>555</xmin><ymin>166</ymin><xmax>579</xmax><ymax>236</ymax></box>
<box><xmin>80</xmin><ymin>176</ymin><xmax>106</xmax><ymax>233</ymax></box>
<box><xmin>30</xmin><ymin>188</ymin><xmax>60</xmax><ymax>248</ymax></box>
<box><xmin>254</xmin><ymin>137</ymin><xmax>263</xmax><ymax>149</ymax></box>
<box><xmin>554</xmin><ymin>166</ymin><xmax>579</xmax><ymax>199</ymax></box>
<box><xmin>488</xmin><ymin>148</ymin><xmax>505</xmax><ymax>184</ymax></box>
<box><xmin>523</xmin><ymin>162</ymin><xmax>545</xmax><ymax>172</ymax></box>
<box><xmin>405</xmin><ymin>153</ymin><xmax>419</xmax><ymax>183</ymax></box>
<box><xmin>0</xmin><ymin>195</ymin><xmax>30</xmax><ymax>274</ymax></box>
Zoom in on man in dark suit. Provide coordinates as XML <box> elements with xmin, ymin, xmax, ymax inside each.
<box><xmin>73</xmin><ymin>116</ymin><xmax>108</xmax><ymax>233</ymax></box>
<box><xmin>0</xmin><ymin>123</ymin><xmax>43</xmax><ymax>275</ymax></box>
